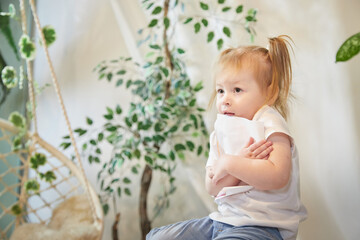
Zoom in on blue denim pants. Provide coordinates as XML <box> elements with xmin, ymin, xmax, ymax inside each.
<box><xmin>146</xmin><ymin>217</ymin><xmax>283</xmax><ymax>240</ymax></box>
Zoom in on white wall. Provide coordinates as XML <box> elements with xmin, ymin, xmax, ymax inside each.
<box><xmin>32</xmin><ymin>0</ymin><xmax>360</xmax><ymax>239</ymax></box>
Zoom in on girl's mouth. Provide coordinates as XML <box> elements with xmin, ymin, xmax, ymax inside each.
<box><xmin>224</xmin><ymin>112</ymin><xmax>235</xmax><ymax>116</ymax></box>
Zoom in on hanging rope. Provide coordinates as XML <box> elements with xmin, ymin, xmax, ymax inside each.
<box><xmin>17</xmin><ymin>0</ymin><xmax>35</xmax><ymax>227</ymax></box>
<box><xmin>25</xmin><ymin>0</ymin><xmax>99</xmax><ymax>224</ymax></box>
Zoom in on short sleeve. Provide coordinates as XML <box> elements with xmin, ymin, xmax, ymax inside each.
<box><xmin>205</xmin><ymin>131</ymin><xmax>217</xmax><ymax>167</ymax></box>
<box><xmin>253</xmin><ymin>106</ymin><xmax>292</xmax><ymax>140</ymax></box>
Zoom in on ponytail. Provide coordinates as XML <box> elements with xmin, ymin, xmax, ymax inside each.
<box><xmin>267</xmin><ymin>35</ymin><xmax>293</xmax><ymax>120</ymax></box>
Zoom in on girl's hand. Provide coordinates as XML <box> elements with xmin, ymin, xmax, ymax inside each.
<box><xmin>240</xmin><ymin>137</ymin><xmax>273</xmax><ymax>160</ymax></box>
<box><xmin>212</xmin><ymin>138</ymin><xmax>273</xmax><ymax>184</ymax></box>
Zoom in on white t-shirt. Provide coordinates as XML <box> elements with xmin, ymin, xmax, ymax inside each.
<box><xmin>206</xmin><ymin>105</ymin><xmax>307</xmax><ymax>240</ymax></box>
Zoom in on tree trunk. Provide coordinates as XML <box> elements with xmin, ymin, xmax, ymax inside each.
<box><xmin>139</xmin><ymin>164</ymin><xmax>153</xmax><ymax>240</ymax></box>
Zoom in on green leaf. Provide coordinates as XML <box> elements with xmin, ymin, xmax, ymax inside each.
<box><xmin>60</xmin><ymin>142</ymin><xmax>71</xmax><ymax>150</ymax></box>
<box><xmin>194</xmin><ymin>22</ymin><xmax>201</xmax><ymax>33</ymax></box>
<box><xmin>117</xmin><ymin>187</ymin><xmax>121</xmax><ymax>197</ymax></box>
<box><xmin>123</xmin><ymin>177</ymin><xmax>131</xmax><ymax>184</ymax></box>
<box><xmin>103</xmin><ymin>203</ymin><xmax>109</xmax><ymax>215</ymax></box>
<box><xmin>222</xmin><ymin>7</ymin><xmax>231</xmax><ymax>12</ymax></box>
<box><xmin>30</xmin><ymin>153</ymin><xmax>47</xmax><ymax>169</ymax></box>
<box><xmin>182</xmin><ymin>124</ymin><xmax>192</xmax><ymax>132</ymax></box>
<box><xmin>98</xmin><ymin>133</ymin><xmax>104</xmax><ymax>141</ymax></box>
<box><xmin>124</xmin><ymin>188</ymin><xmax>131</xmax><ymax>196</ymax></box>
<box><xmin>201</xmin><ymin>19</ymin><xmax>208</xmax><ymax>27</ymax></box>
<box><xmin>86</xmin><ymin>117</ymin><xmax>93</xmax><ymax>125</ymax></box>
<box><xmin>223</xmin><ymin>27</ymin><xmax>231</xmax><ymax>38</ymax></box>
<box><xmin>126</xmin><ymin>80</ymin><xmax>132</xmax><ymax>88</ymax></box>
<box><xmin>174</xmin><ymin>143</ymin><xmax>186</xmax><ymax>152</ymax></box>
<box><xmin>164</xmin><ymin>17</ymin><xmax>170</xmax><ymax>29</ymax></box>
<box><xmin>158</xmin><ymin>153</ymin><xmax>167</xmax><ymax>159</ymax></box>
<box><xmin>152</xmin><ymin>6</ymin><xmax>162</xmax><ymax>14</ymax></box>
<box><xmin>184</xmin><ymin>17</ymin><xmax>193</xmax><ymax>24</ymax></box>
<box><xmin>8</xmin><ymin>111</ymin><xmax>25</xmax><ymax>128</ymax></box>
<box><xmin>189</xmin><ymin>99</ymin><xmax>196</xmax><ymax>107</ymax></box>
<box><xmin>336</xmin><ymin>32</ymin><xmax>360</xmax><ymax>62</ymax></box>
<box><xmin>107</xmin><ymin>73</ymin><xmax>113</xmax><ymax>81</ymax></box>
<box><xmin>134</xmin><ymin>149</ymin><xmax>141</xmax><ymax>159</ymax></box>
<box><xmin>117</xmin><ymin>70</ymin><xmax>126</xmax><ymax>75</ymax></box>
<box><xmin>246</xmin><ymin>16</ymin><xmax>254</xmax><ymax>21</ymax></box>
<box><xmin>160</xmin><ymin>113</ymin><xmax>169</xmax><ymax>119</ymax></box>
<box><xmin>132</xmin><ymin>114</ymin><xmax>138</xmax><ymax>122</ymax></box>
<box><xmin>11</xmin><ymin>204</ymin><xmax>22</xmax><ymax>215</ymax></box>
<box><xmin>169</xmin><ymin>125</ymin><xmax>178</xmax><ymax>132</ymax></box>
<box><xmin>0</xmin><ymin>13</ymin><xmax>19</xmax><ymax>59</ymax></box>
<box><xmin>236</xmin><ymin>5</ymin><xmax>243</xmax><ymax>13</ymax></box>
<box><xmin>177</xmin><ymin>48</ymin><xmax>185</xmax><ymax>54</ymax></box>
<box><xmin>178</xmin><ymin>152</ymin><xmax>185</xmax><ymax>160</ymax></box>
<box><xmin>218</xmin><ymin>0</ymin><xmax>225</xmax><ymax>3</ymax></box>
<box><xmin>193</xmin><ymin>81</ymin><xmax>203</xmax><ymax>92</ymax></box>
<box><xmin>39</xmin><ymin>171</ymin><xmax>57</xmax><ymax>183</ymax></box>
<box><xmin>116</xmin><ymin>79</ymin><xmax>123</xmax><ymax>86</ymax></box>
<box><xmin>197</xmin><ymin>145</ymin><xmax>203</xmax><ymax>156</ymax></box>
<box><xmin>42</xmin><ymin>25</ymin><xmax>56</xmax><ymax>46</ymax></box>
<box><xmin>217</xmin><ymin>38</ymin><xmax>224</xmax><ymax>50</ymax></box>
<box><xmin>148</xmin><ymin>19</ymin><xmax>158</xmax><ymax>28</ymax></box>
<box><xmin>116</xmin><ymin>105</ymin><xmax>122</xmax><ymax>114</ymax></box>
<box><xmin>25</xmin><ymin>179</ymin><xmax>40</xmax><ymax>194</ymax></box>
<box><xmin>131</xmin><ymin>166</ymin><xmax>138</xmax><ymax>174</ymax></box>
<box><xmin>186</xmin><ymin>141</ymin><xmax>195</xmax><ymax>151</ymax></box>
<box><xmin>74</xmin><ymin>128</ymin><xmax>87</xmax><ymax>136</ymax></box>
<box><xmin>18</xmin><ymin>34</ymin><xmax>36</xmax><ymax>60</ymax></box>
<box><xmin>1</xmin><ymin>66</ymin><xmax>18</xmax><ymax>88</ymax></box>
<box><xmin>169</xmin><ymin>150</ymin><xmax>175</xmax><ymax>161</ymax></box>
<box><xmin>145</xmin><ymin>155</ymin><xmax>153</xmax><ymax>165</ymax></box>
<box><xmin>207</xmin><ymin>31</ymin><xmax>215</xmax><ymax>43</ymax></box>
<box><xmin>200</xmin><ymin>2</ymin><xmax>209</xmax><ymax>10</ymax></box>
<box><xmin>149</xmin><ymin>44</ymin><xmax>161</xmax><ymax>50</ymax></box>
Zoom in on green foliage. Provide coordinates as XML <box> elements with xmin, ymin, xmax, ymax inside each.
<box><xmin>18</xmin><ymin>34</ymin><xmax>36</xmax><ymax>60</ymax></box>
<box><xmin>30</xmin><ymin>153</ymin><xmax>47</xmax><ymax>169</ymax></box>
<box><xmin>11</xmin><ymin>204</ymin><xmax>22</xmax><ymax>215</ymax></box>
<box><xmin>42</xmin><ymin>25</ymin><xmax>56</xmax><ymax>46</ymax></box>
<box><xmin>336</xmin><ymin>32</ymin><xmax>360</xmax><ymax>62</ymax></box>
<box><xmin>39</xmin><ymin>171</ymin><xmax>57</xmax><ymax>183</ymax></box>
<box><xmin>0</xmin><ymin>4</ymin><xmax>20</xmax><ymax>60</ymax></box>
<box><xmin>1</xmin><ymin>66</ymin><xmax>18</xmax><ymax>88</ymax></box>
<box><xmin>25</xmin><ymin>179</ymin><xmax>40</xmax><ymax>195</ymax></box>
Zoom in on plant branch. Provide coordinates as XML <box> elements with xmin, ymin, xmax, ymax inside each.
<box><xmin>163</xmin><ymin>0</ymin><xmax>173</xmax><ymax>99</ymax></box>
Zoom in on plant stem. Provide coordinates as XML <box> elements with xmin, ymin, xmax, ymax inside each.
<box><xmin>163</xmin><ymin>0</ymin><xmax>173</xmax><ymax>100</ymax></box>
<box><xmin>139</xmin><ymin>164</ymin><xmax>153</xmax><ymax>240</ymax></box>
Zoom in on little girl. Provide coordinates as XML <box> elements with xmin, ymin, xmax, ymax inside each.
<box><xmin>146</xmin><ymin>35</ymin><xmax>307</xmax><ymax>240</ymax></box>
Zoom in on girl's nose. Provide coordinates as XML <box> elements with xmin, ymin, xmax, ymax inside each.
<box><xmin>223</xmin><ymin>94</ymin><xmax>231</xmax><ymax>106</ymax></box>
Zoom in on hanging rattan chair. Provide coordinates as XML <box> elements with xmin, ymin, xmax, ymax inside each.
<box><xmin>0</xmin><ymin>0</ymin><xmax>104</xmax><ymax>239</ymax></box>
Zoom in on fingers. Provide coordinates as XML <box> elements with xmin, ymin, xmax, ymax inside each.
<box><xmin>248</xmin><ymin>139</ymin><xmax>273</xmax><ymax>159</ymax></box>
<box><xmin>255</xmin><ymin>146</ymin><xmax>273</xmax><ymax>159</ymax></box>
<box><xmin>251</xmin><ymin>140</ymin><xmax>272</xmax><ymax>156</ymax></box>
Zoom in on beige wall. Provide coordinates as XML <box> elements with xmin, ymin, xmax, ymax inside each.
<box><xmin>33</xmin><ymin>0</ymin><xmax>360</xmax><ymax>239</ymax></box>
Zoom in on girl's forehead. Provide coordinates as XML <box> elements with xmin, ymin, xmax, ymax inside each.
<box><xmin>216</xmin><ymin>66</ymin><xmax>255</xmax><ymax>84</ymax></box>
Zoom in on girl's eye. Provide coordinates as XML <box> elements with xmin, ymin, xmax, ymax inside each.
<box><xmin>235</xmin><ymin>88</ymin><xmax>242</xmax><ymax>93</ymax></box>
<box><xmin>217</xmin><ymin>89</ymin><xmax>224</xmax><ymax>94</ymax></box>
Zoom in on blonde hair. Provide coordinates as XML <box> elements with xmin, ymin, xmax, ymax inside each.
<box><xmin>209</xmin><ymin>35</ymin><xmax>294</xmax><ymax>120</ymax></box>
